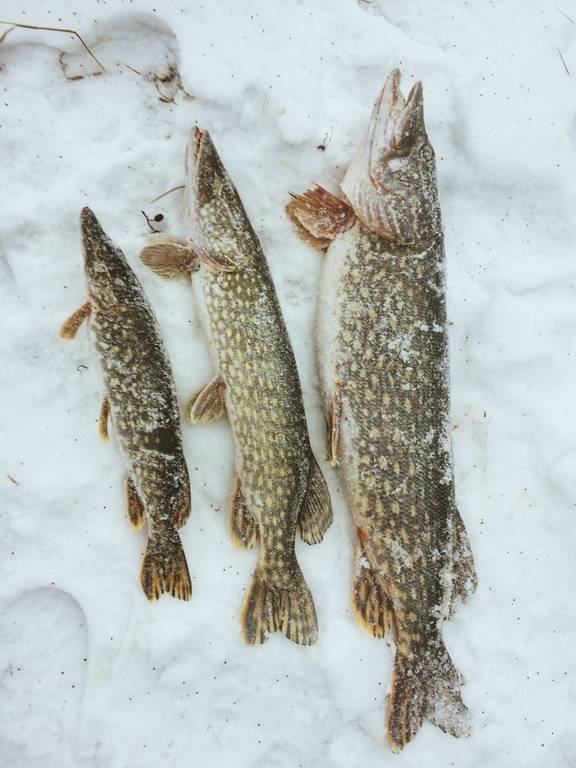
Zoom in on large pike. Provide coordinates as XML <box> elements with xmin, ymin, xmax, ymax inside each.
<box><xmin>60</xmin><ymin>208</ymin><xmax>192</xmax><ymax>601</ymax></box>
<box><xmin>286</xmin><ymin>70</ymin><xmax>477</xmax><ymax>749</ymax></box>
<box><xmin>140</xmin><ymin>129</ymin><xmax>332</xmax><ymax>644</ymax></box>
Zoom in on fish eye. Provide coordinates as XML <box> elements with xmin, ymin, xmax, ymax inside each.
<box><xmin>419</xmin><ymin>145</ymin><xmax>434</xmax><ymax>161</ymax></box>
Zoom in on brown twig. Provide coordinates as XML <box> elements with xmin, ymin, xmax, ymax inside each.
<box><xmin>150</xmin><ymin>185</ymin><xmax>185</xmax><ymax>203</ymax></box>
<box><xmin>0</xmin><ymin>20</ymin><xmax>105</xmax><ymax>74</ymax></box>
<box><xmin>556</xmin><ymin>6</ymin><xmax>575</xmax><ymax>23</ymax></box>
<box><xmin>558</xmin><ymin>48</ymin><xmax>570</xmax><ymax>75</ymax></box>
<box><xmin>6</xmin><ymin>474</ymin><xmax>19</xmax><ymax>486</ymax></box>
<box><xmin>125</xmin><ymin>63</ymin><xmax>143</xmax><ymax>76</ymax></box>
<box><xmin>0</xmin><ymin>24</ymin><xmax>14</xmax><ymax>45</ymax></box>
<box><xmin>154</xmin><ymin>79</ymin><xmax>175</xmax><ymax>103</ymax></box>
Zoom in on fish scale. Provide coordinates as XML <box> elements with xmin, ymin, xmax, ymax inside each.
<box><xmin>61</xmin><ymin>208</ymin><xmax>192</xmax><ymax>602</ymax></box>
<box><xmin>139</xmin><ymin>128</ymin><xmax>333</xmax><ymax>645</ymax></box>
<box><xmin>203</xmin><ymin>266</ymin><xmax>312</xmax><ymax>587</ymax></box>
<box><xmin>286</xmin><ymin>69</ymin><xmax>477</xmax><ymax>750</ymax></box>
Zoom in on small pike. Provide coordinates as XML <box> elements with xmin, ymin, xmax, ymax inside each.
<box><xmin>139</xmin><ymin>129</ymin><xmax>332</xmax><ymax>645</ymax></box>
<box><xmin>286</xmin><ymin>70</ymin><xmax>477</xmax><ymax>749</ymax></box>
<box><xmin>61</xmin><ymin>208</ymin><xmax>192</xmax><ymax>601</ymax></box>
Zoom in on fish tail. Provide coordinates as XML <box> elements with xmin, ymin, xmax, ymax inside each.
<box><xmin>240</xmin><ymin>560</ymin><xmax>318</xmax><ymax>646</ymax></box>
<box><xmin>386</xmin><ymin>634</ymin><xmax>469</xmax><ymax>752</ymax></box>
<box><xmin>140</xmin><ymin>527</ymin><xmax>192</xmax><ymax>602</ymax></box>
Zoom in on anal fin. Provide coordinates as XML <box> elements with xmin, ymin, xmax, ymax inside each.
<box><xmin>298</xmin><ymin>455</ymin><xmax>332</xmax><ymax>544</ymax></box>
<box><xmin>449</xmin><ymin>507</ymin><xmax>477</xmax><ymax>614</ymax></box>
<box><xmin>59</xmin><ymin>302</ymin><xmax>91</xmax><ymax>340</ymax></box>
<box><xmin>98</xmin><ymin>396</ymin><xmax>110</xmax><ymax>442</ymax></box>
<box><xmin>172</xmin><ymin>458</ymin><xmax>191</xmax><ymax>529</ymax></box>
<box><xmin>187</xmin><ymin>375</ymin><xmax>226</xmax><ymax>424</ymax></box>
<box><xmin>126</xmin><ymin>475</ymin><xmax>145</xmax><ymax>530</ymax></box>
<box><xmin>228</xmin><ymin>477</ymin><xmax>258</xmax><ymax>549</ymax></box>
<box><xmin>351</xmin><ymin>531</ymin><xmax>392</xmax><ymax>639</ymax></box>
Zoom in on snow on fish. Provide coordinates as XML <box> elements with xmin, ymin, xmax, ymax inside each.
<box><xmin>139</xmin><ymin>129</ymin><xmax>332</xmax><ymax>645</ymax></box>
<box><xmin>60</xmin><ymin>207</ymin><xmax>192</xmax><ymax>601</ymax></box>
<box><xmin>286</xmin><ymin>70</ymin><xmax>477</xmax><ymax>750</ymax></box>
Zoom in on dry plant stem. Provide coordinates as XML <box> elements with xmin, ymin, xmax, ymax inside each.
<box><xmin>0</xmin><ymin>21</ymin><xmax>105</xmax><ymax>73</ymax></box>
<box><xmin>0</xmin><ymin>25</ymin><xmax>14</xmax><ymax>45</ymax></box>
<box><xmin>125</xmin><ymin>63</ymin><xmax>143</xmax><ymax>76</ymax></box>
<box><xmin>558</xmin><ymin>48</ymin><xmax>570</xmax><ymax>75</ymax></box>
<box><xmin>150</xmin><ymin>185</ymin><xmax>185</xmax><ymax>204</ymax></box>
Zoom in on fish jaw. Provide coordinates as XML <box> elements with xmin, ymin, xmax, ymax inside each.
<box><xmin>341</xmin><ymin>70</ymin><xmax>440</xmax><ymax>245</ymax></box>
<box><xmin>80</xmin><ymin>207</ymin><xmax>139</xmax><ymax>310</ymax></box>
<box><xmin>183</xmin><ymin>127</ymin><xmax>251</xmax><ymax>271</ymax></box>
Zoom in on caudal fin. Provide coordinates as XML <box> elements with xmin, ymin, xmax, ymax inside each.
<box><xmin>386</xmin><ymin>636</ymin><xmax>469</xmax><ymax>751</ymax></box>
<box><xmin>240</xmin><ymin>562</ymin><xmax>318</xmax><ymax>646</ymax></box>
<box><xmin>140</xmin><ymin>528</ymin><xmax>192</xmax><ymax>601</ymax></box>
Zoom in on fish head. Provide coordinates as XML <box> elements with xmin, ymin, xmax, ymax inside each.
<box><xmin>184</xmin><ymin>127</ymin><xmax>253</xmax><ymax>271</ymax></box>
<box><xmin>341</xmin><ymin>70</ymin><xmax>440</xmax><ymax>245</ymax></box>
<box><xmin>81</xmin><ymin>208</ymin><xmax>140</xmax><ymax>309</ymax></box>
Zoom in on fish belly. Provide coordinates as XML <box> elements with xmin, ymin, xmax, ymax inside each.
<box><xmin>320</xmin><ymin>226</ymin><xmax>453</xmax><ymax>625</ymax></box>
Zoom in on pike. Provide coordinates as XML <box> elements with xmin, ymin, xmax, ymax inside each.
<box><xmin>139</xmin><ymin>128</ymin><xmax>333</xmax><ymax>645</ymax></box>
<box><xmin>286</xmin><ymin>70</ymin><xmax>477</xmax><ymax>749</ymax></box>
<box><xmin>60</xmin><ymin>208</ymin><xmax>192</xmax><ymax>601</ymax></box>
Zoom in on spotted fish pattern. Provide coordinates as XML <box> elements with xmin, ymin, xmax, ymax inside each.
<box><xmin>61</xmin><ymin>208</ymin><xmax>192</xmax><ymax>601</ymax></box>
<box><xmin>287</xmin><ymin>70</ymin><xmax>477</xmax><ymax>749</ymax></box>
<box><xmin>140</xmin><ymin>129</ymin><xmax>333</xmax><ymax>644</ymax></box>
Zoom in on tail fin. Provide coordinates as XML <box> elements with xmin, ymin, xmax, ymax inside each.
<box><xmin>386</xmin><ymin>635</ymin><xmax>469</xmax><ymax>751</ymax></box>
<box><xmin>240</xmin><ymin>561</ymin><xmax>318</xmax><ymax>646</ymax></box>
<box><xmin>140</xmin><ymin>528</ymin><xmax>192</xmax><ymax>601</ymax></box>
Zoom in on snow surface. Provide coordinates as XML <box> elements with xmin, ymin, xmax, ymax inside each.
<box><xmin>1</xmin><ymin>0</ymin><xmax>576</xmax><ymax>766</ymax></box>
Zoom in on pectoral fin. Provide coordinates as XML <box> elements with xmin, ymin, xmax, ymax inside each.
<box><xmin>228</xmin><ymin>477</ymin><xmax>258</xmax><ymax>550</ymax></box>
<box><xmin>186</xmin><ymin>375</ymin><xmax>226</xmax><ymax>423</ymax></box>
<box><xmin>140</xmin><ymin>234</ymin><xmax>199</xmax><ymax>279</ymax></box>
<box><xmin>286</xmin><ymin>186</ymin><xmax>355</xmax><ymax>251</ymax></box>
<box><xmin>98</xmin><ymin>396</ymin><xmax>110</xmax><ymax>442</ymax></box>
<box><xmin>59</xmin><ymin>302</ymin><xmax>91</xmax><ymax>340</ymax></box>
<box><xmin>298</xmin><ymin>455</ymin><xmax>333</xmax><ymax>544</ymax></box>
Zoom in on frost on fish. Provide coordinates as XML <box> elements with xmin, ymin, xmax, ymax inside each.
<box><xmin>286</xmin><ymin>70</ymin><xmax>477</xmax><ymax>750</ymax></box>
<box><xmin>60</xmin><ymin>208</ymin><xmax>192</xmax><ymax>602</ymax></box>
<box><xmin>139</xmin><ymin>129</ymin><xmax>333</xmax><ymax>645</ymax></box>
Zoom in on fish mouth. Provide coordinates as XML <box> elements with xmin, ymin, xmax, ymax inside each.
<box><xmin>368</xmin><ymin>69</ymin><xmax>424</xmax><ymax>166</ymax></box>
<box><xmin>339</xmin><ymin>69</ymin><xmax>430</xmax><ymax>241</ymax></box>
<box><xmin>185</xmin><ymin>125</ymin><xmax>221</xmax><ymax>210</ymax></box>
<box><xmin>80</xmin><ymin>207</ymin><xmax>106</xmax><ymax>275</ymax></box>
<box><xmin>342</xmin><ymin>69</ymin><xmax>425</xmax><ymax>198</ymax></box>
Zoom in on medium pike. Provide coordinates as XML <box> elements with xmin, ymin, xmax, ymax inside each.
<box><xmin>286</xmin><ymin>70</ymin><xmax>477</xmax><ymax>749</ymax></box>
<box><xmin>60</xmin><ymin>208</ymin><xmax>192</xmax><ymax>601</ymax></box>
<box><xmin>140</xmin><ymin>129</ymin><xmax>332</xmax><ymax>645</ymax></box>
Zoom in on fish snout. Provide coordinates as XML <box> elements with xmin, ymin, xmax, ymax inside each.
<box><xmin>340</xmin><ymin>70</ymin><xmax>438</xmax><ymax>243</ymax></box>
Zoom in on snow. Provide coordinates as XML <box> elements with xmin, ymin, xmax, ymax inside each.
<box><xmin>1</xmin><ymin>0</ymin><xmax>575</xmax><ymax>765</ymax></box>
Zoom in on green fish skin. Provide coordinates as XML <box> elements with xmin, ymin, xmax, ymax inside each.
<box><xmin>286</xmin><ymin>70</ymin><xmax>477</xmax><ymax>749</ymax></box>
<box><xmin>61</xmin><ymin>208</ymin><xmax>192</xmax><ymax>602</ymax></box>
<box><xmin>140</xmin><ymin>129</ymin><xmax>333</xmax><ymax>646</ymax></box>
